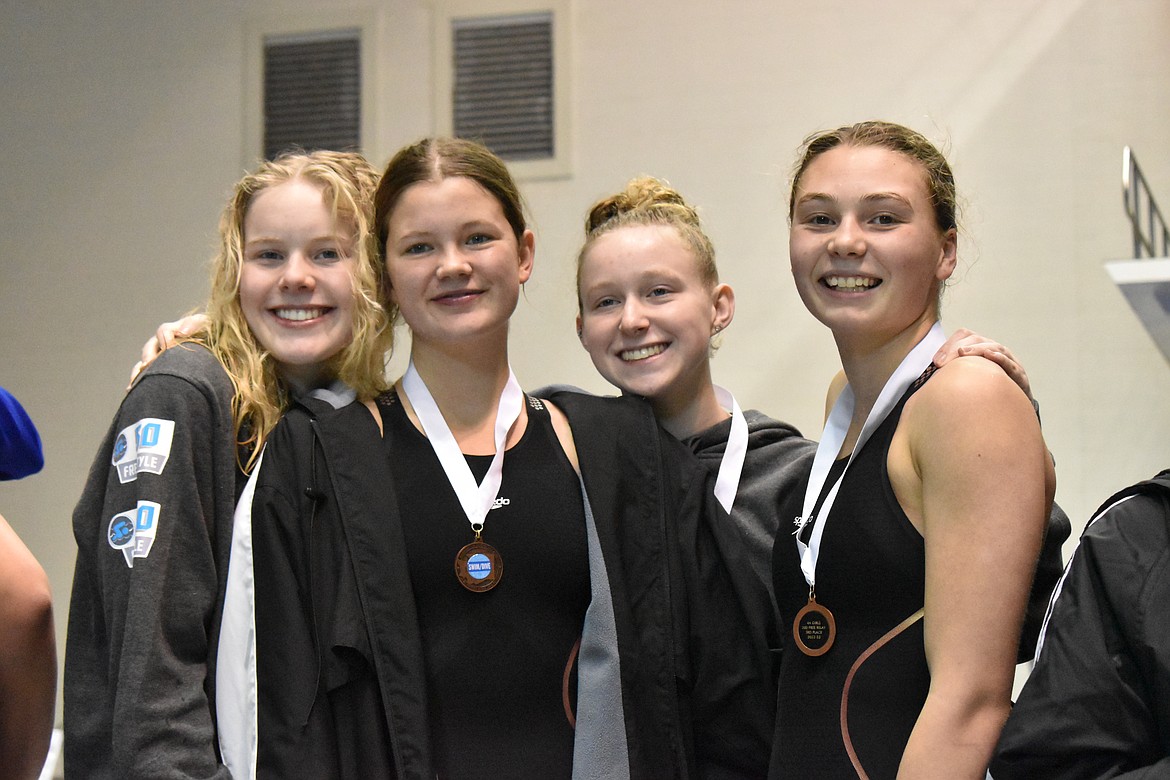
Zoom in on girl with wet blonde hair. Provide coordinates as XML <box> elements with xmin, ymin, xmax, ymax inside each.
<box><xmin>66</xmin><ymin>149</ymin><xmax>388</xmax><ymax>778</ymax></box>
<box><xmin>205</xmin><ymin>150</ymin><xmax>391</xmax><ymax>468</ymax></box>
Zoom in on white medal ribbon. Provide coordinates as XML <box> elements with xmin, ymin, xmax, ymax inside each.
<box><xmin>712</xmin><ymin>385</ymin><xmax>748</xmax><ymax>514</ymax></box>
<box><xmin>795</xmin><ymin>322</ymin><xmax>946</xmax><ymax>590</ymax></box>
<box><xmin>401</xmin><ymin>359</ymin><xmax>524</xmax><ymax>531</ymax></box>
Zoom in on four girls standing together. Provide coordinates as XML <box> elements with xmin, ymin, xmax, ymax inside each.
<box><xmin>66</xmin><ymin>122</ymin><xmax>1061</xmax><ymax>778</ymax></box>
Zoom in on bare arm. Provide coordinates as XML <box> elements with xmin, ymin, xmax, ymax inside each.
<box><xmin>890</xmin><ymin>358</ymin><xmax>1054</xmax><ymax>779</ymax></box>
<box><xmin>0</xmin><ymin>513</ymin><xmax>55</xmax><ymax>780</ymax></box>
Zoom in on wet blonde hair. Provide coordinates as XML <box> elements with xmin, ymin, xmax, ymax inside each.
<box><xmin>203</xmin><ymin>150</ymin><xmax>391</xmax><ymax>470</ymax></box>
<box><xmin>576</xmin><ymin>176</ymin><xmax>718</xmax><ymax>313</ymax></box>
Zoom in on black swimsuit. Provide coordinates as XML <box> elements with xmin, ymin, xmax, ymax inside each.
<box><xmin>385</xmin><ymin>394</ymin><xmax>589</xmax><ymax>779</ymax></box>
<box><xmin>771</xmin><ymin>371</ymin><xmax>935</xmax><ymax>779</ymax></box>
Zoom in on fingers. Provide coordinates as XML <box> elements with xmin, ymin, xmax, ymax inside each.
<box><xmin>175</xmin><ymin>313</ymin><xmax>210</xmax><ymax>340</ymax></box>
<box><xmin>154</xmin><ymin>321</ymin><xmax>186</xmax><ymax>352</ymax></box>
<box><xmin>935</xmin><ymin>331</ymin><xmax>1015</xmax><ymax>367</ymax></box>
<box><xmin>959</xmin><ymin>340</ymin><xmax>1017</xmax><ymax>365</ymax></box>
<box><xmin>129</xmin><ymin>330</ymin><xmax>177</xmax><ymax>393</ymax></box>
<box><xmin>128</xmin><ymin>314</ymin><xmax>209</xmax><ymax>392</ymax></box>
<box><xmin>140</xmin><ymin>336</ymin><xmax>162</xmax><ymax>365</ymax></box>
<box><xmin>127</xmin><ymin>360</ymin><xmax>146</xmax><ymax>392</ymax></box>
<box><xmin>934</xmin><ymin>329</ymin><xmax>1033</xmax><ymax>401</ymax></box>
<box><xmin>934</xmin><ymin>328</ymin><xmax>976</xmax><ymax>365</ymax></box>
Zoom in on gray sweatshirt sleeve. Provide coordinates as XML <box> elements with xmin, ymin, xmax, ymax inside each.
<box><xmin>65</xmin><ymin>347</ymin><xmax>235</xmax><ymax>779</ymax></box>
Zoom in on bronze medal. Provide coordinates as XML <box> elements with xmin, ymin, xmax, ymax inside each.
<box><xmin>793</xmin><ymin>595</ymin><xmax>835</xmax><ymax>656</ymax></box>
<box><xmin>455</xmin><ymin>539</ymin><xmax>503</xmax><ymax>592</ymax></box>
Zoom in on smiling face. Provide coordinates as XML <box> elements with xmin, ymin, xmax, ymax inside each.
<box><xmin>577</xmin><ymin>223</ymin><xmax>732</xmax><ymax>410</ymax></box>
<box><xmin>789</xmin><ymin>144</ymin><xmax>956</xmax><ymax>348</ymax></box>
<box><xmin>383</xmin><ymin>176</ymin><xmax>534</xmax><ymax>351</ymax></box>
<box><xmin>238</xmin><ymin>178</ymin><xmax>357</xmax><ymax>390</ymax></box>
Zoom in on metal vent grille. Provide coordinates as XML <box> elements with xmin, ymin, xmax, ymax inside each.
<box><xmin>263</xmin><ymin>30</ymin><xmax>361</xmax><ymax>159</ymax></box>
<box><xmin>453</xmin><ymin>13</ymin><xmax>553</xmax><ymax>161</ymax></box>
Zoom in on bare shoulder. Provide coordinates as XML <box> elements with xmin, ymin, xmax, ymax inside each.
<box><xmin>540</xmin><ymin>398</ymin><xmax>580</xmax><ymax>475</ymax></box>
<box><xmin>910</xmin><ymin>355</ymin><xmax>1035</xmax><ymax>424</ymax></box>
<box><xmin>890</xmin><ymin>356</ymin><xmax>1050</xmax><ymax>530</ymax></box>
<box><xmin>902</xmin><ymin>356</ymin><xmax>1043</xmax><ymax>467</ymax></box>
<box><xmin>825</xmin><ymin>369</ymin><xmax>848</xmax><ymax>420</ymax></box>
<box><xmin>361</xmin><ymin>398</ymin><xmax>384</xmax><ymax>437</ymax></box>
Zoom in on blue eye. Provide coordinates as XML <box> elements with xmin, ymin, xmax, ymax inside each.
<box><xmin>467</xmin><ymin>233</ymin><xmax>492</xmax><ymax>246</ymax></box>
<box><xmin>594</xmin><ymin>296</ymin><xmax>619</xmax><ymax>309</ymax></box>
<box><xmin>316</xmin><ymin>248</ymin><xmax>342</xmax><ymax>262</ymax></box>
<box><xmin>404</xmin><ymin>243</ymin><xmax>432</xmax><ymax>255</ymax></box>
<box><xmin>649</xmin><ymin>287</ymin><xmax>670</xmax><ymax>298</ymax></box>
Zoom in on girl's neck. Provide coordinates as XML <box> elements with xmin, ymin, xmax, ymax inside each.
<box><xmin>835</xmin><ymin>314</ymin><xmax>937</xmax><ymax>443</ymax></box>
<box><xmin>651</xmin><ymin>372</ymin><xmax>726</xmax><ymax>440</ymax></box>
<box><xmin>280</xmin><ymin>365</ymin><xmax>330</xmax><ymax>398</ymax></box>
<box><xmin>403</xmin><ymin>337</ymin><xmax>523</xmax><ymax>455</ymax></box>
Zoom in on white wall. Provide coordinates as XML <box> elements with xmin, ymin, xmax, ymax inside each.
<box><xmin>2</xmin><ymin>0</ymin><xmax>1168</xmax><ymax>727</ymax></box>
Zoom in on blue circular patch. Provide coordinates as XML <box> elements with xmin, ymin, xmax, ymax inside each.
<box><xmin>109</xmin><ymin>516</ymin><xmax>134</xmax><ymax>548</ymax></box>
<box><xmin>466</xmin><ymin>552</ymin><xmax>492</xmax><ymax>580</ymax></box>
<box><xmin>113</xmin><ymin>434</ymin><xmax>128</xmax><ymax>462</ymax></box>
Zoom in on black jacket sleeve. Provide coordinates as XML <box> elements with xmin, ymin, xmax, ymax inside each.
<box><xmin>991</xmin><ymin>473</ymin><xmax>1170</xmax><ymax>779</ymax></box>
<box><xmin>663</xmin><ymin>433</ymin><xmax>773</xmax><ymax>778</ymax></box>
<box><xmin>1017</xmin><ymin>501</ymin><xmax>1072</xmax><ymax>663</ymax></box>
<box><xmin>548</xmin><ymin>390</ymin><xmax>772</xmax><ymax>778</ymax></box>
<box><xmin>252</xmin><ymin>405</ymin><xmax>346</xmax><ymax>779</ymax></box>
<box><xmin>253</xmin><ymin>398</ymin><xmax>421</xmax><ymax>780</ymax></box>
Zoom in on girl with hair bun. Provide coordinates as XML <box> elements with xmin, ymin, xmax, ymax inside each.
<box><xmin>575</xmin><ymin>176</ymin><xmax>817</xmax><ymax>704</ymax></box>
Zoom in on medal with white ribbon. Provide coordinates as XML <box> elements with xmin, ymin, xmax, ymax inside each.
<box><xmin>792</xmin><ymin>322</ymin><xmax>945</xmax><ymax>655</ymax></box>
<box><xmin>402</xmin><ymin>360</ymin><xmax>523</xmax><ymax>593</ymax></box>
<box><xmin>712</xmin><ymin>385</ymin><xmax>748</xmax><ymax>514</ymax></box>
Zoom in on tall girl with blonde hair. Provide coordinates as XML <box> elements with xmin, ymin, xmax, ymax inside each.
<box><xmin>771</xmin><ymin>121</ymin><xmax>1055</xmax><ymax>778</ymax></box>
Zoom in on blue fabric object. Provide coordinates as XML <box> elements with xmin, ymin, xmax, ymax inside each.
<box><xmin>0</xmin><ymin>387</ymin><xmax>44</xmax><ymax>480</ymax></box>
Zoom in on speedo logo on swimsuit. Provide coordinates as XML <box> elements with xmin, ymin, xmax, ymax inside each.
<box><xmin>107</xmin><ymin>501</ymin><xmax>161</xmax><ymax>568</ymax></box>
<box><xmin>112</xmin><ymin>418</ymin><xmax>176</xmax><ymax>484</ymax></box>
<box><xmin>490</xmin><ymin>497</ymin><xmax>510</xmax><ymax>510</ymax></box>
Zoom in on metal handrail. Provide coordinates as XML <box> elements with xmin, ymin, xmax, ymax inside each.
<box><xmin>1123</xmin><ymin>146</ymin><xmax>1170</xmax><ymax>258</ymax></box>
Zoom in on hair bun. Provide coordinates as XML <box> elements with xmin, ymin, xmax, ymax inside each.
<box><xmin>586</xmin><ymin>176</ymin><xmax>700</xmax><ymax>235</ymax></box>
